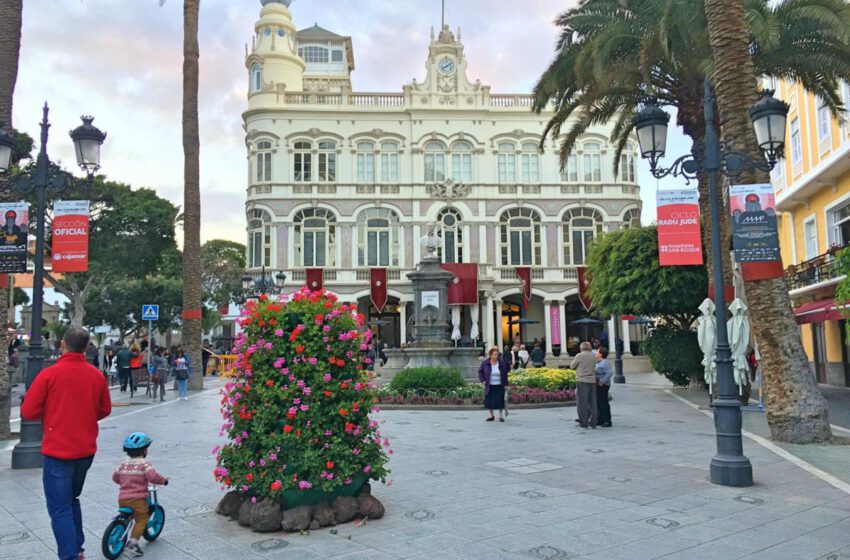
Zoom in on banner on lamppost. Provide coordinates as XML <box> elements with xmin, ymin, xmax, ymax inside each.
<box><xmin>0</xmin><ymin>202</ymin><xmax>28</xmax><ymax>274</ymax></box>
<box><xmin>52</xmin><ymin>200</ymin><xmax>90</xmax><ymax>273</ymax></box>
<box><xmin>656</xmin><ymin>189</ymin><xmax>703</xmax><ymax>266</ymax></box>
<box><xmin>729</xmin><ymin>183</ymin><xmax>781</xmax><ymax>262</ymax></box>
<box><xmin>549</xmin><ymin>305</ymin><xmax>561</xmax><ymax>346</ymax></box>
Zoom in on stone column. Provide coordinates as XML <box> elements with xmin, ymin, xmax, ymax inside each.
<box><xmin>400</xmin><ymin>303</ymin><xmax>408</xmax><ymax>346</ymax></box>
<box><xmin>622</xmin><ymin>318</ymin><xmax>632</xmax><ymax>356</ymax></box>
<box><xmin>484</xmin><ymin>295</ymin><xmax>494</xmax><ymax>349</ymax></box>
<box><xmin>544</xmin><ymin>301</ymin><xmax>552</xmax><ymax>357</ymax></box>
<box><xmin>608</xmin><ymin>317</ymin><xmax>616</xmax><ymax>353</ymax></box>
<box><xmin>495</xmin><ymin>299</ymin><xmax>504</xmax><ymax>350</ymax></box>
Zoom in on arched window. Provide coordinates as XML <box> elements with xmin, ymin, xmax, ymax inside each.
<box><xmin>500</xmin><ymin>208</ymin><xmax>541</xmax><ymax>266</ymax></box>
<box><xmin>583</xmin><ymin>142</ymin><xmax>602</xmax><ymax>182</ymax></box>
<box><xmin>437</xmin><ymin>208</ymin><xmax>463</xmax><ymax>263</ymax></box>
<box><xmin>247</xmin><ymin>209</ymin><xmax>272</xmax><ymax>268</ymax></box>
<box><xmin>620</xmin><ymin>143</ymin><xmax>636</xmax><ymax>182</ymax></box>
<box><xmin>497</xmin><ymin>142</ymin><xmax>516</xmax><ymax>183</ymax></box>
<box><xmin>356</xmin><ymin>141</ymin><xmax>375</xmax><ymax>183</ymax></box>
<box><xmin>298</xmin><ymin>45</ymin><xmax>329</xmax><ymax>63</ymax></box>
<box><xmin>521</xmin><ymin>142</ymin><xmax>540</xmax><ymax>183</ymax></box>
<box><xmin>563</xmin><ymin>208</ymin><xmax>603</xmax><ymax>264</ymax></box>
<box><xmin>255</xmin><ymin>140</ymin><xmax>273</xmax><ymax>182</ymax></box>
<box><xmin>317</xmin><ymin>141</ymin><xmax>336</xmax><ymax>182</ymax></box>
<box><xmin>622</xmin><ymin>208</ymin><xmax>640</xmax><ymax>228</ymax></box>
<box><xmin>357</xmin><ymin>208</ymin><xmax>399</xmax><ymax>267</ymax></box>
<box><xmin>251</xmin><ymin>64</ymin><xmax>262</xmax><ymax>93</ymax></box>
<box><xmin>424</xmin><ymin>141</ymin><xmax>446</xmax><ymax>182</ymax></box>
<box><xmin>380</xmin><ymin>141</ymin><xmax>400</xmax><ymax>182</ymax></box>
<box><xmin>293</xmin><ymin>141</ymin><xmax>312</xmax><ymax>182</ymax></box>
<box><xmin>294</xmin><ymin>208</ymin><xmax>336</xmax><ymax>266</ymax></box>
<box><xmin>561</xmin><ymin>153</ymin><xmax>578</xmax><ymax>182</ymax></box>
<box><xmin>451</xmin><ymin>141</ymin><xmax>473</xmax><ymax>182</ymax></box>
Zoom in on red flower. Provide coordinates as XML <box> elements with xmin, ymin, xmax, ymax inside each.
<box><xmin>259</xmin><ymin>293</ymin><xmax>268</xmax><ymax>301</ymax></box>
<box><xmin>340</xmin><ymin>382</ymin><xmax>349</xmax><ymax>389</ymax></box>
<box><xmin>265</xmin><ymin>379</ymin><xmax>274</xmax><ymax>387</ymax></box>
<box><xmin>339</xmin><ymin>408</ymin><xmax>349</xmax><ymax>416</ymax></box>
<box><xmin>326</xmin><ymin>461</ymin><xmax>334</xmax><ymax>469</ymax></box>
<box><xmin>258</xmin><ymin>320</ymin><xmax>266</xmax><ymax>327</ymax></box>
<box><xmin>315</xmin><ymin>314</ymin><xmax>324</xmax><ymax>322</ymax></box>
<box><xmin>269</xmin><ymin>319</ymin><xmax>277</xmax><ymax>326</ymax></box>
<box><xmin>246</xmin><ymin>473</ymin><xmax>254</xmax><ymax>482</ymax></box>
<box><xmin>270</xmin><ymin>480</ymin><xmax>282</xmax><ymax>491</ymax></box>
<box><xmin>324</xmin><ymin>390</ymin><xmax>333</xmax><ymax>397</ymax></box>
<box><xmin>295</xmin><ymin>344</ymin><xmax>305</xmax><ymax>354</ymax></box>
<box><xmin>283</xmin><ymin>425</ymin><xmax>293</xmax><ymax>433</ymax></box>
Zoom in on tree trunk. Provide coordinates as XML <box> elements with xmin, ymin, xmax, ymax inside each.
<box><xmin>182</xmin><ymin>0</ymin><xmax>203</xmax><ymax>391</ymax></box>
<box><xmin>0</xmin><ymin>0</ymin><xmax>22</xmax><ymax>439</ymax></box>
<box><xmin>704</xmin><ymin>0</ymin><xmax>831</xmax><ymax>442</ymax></box>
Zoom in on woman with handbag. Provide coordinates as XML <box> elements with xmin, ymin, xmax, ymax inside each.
<box><xmin>150</xmin><ymin>347</ymin><xmax>169</xmax><ymax>402</ymax></box>
<box><xmin>173</xmin><ymin>348</ymin><xmax>190</xmax><ymax>400</ymax></box>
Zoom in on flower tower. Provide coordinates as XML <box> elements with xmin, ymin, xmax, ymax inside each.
<box><xmin>214</xmin><ymin>288</ymin><xmax>390</xmax><ymax>532</ymax></box>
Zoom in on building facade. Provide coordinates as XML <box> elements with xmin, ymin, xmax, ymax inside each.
<box><xmin>770</xmin><ymin>76</ymin><xmax>850</xmax><ymax>387</ymax></box>
<box><xmin>243</xmin><ymin>0</ymin><xmax>643</xmax><ymax>355</ymax></box>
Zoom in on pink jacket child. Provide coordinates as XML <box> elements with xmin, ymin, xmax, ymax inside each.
<box><xmin>112</xmin><ymin>457</ymin><xmax>168</xmax><ymax>500</ymax></box>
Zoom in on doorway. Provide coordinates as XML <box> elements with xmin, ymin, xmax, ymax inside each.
<box><xmin>812</xmin><ymin>322</ymin><xmax>827</xmax><ymax>384</ymax></box>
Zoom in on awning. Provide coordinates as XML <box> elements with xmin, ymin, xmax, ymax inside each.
<box><xmin>793</xmin><ymin>299</ymin><xmax>846</xmax><ymax>324</ymax></box>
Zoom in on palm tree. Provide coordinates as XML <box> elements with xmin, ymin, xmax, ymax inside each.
<box><xmin>0</xmin><ymin>0</ymin><xmax>23</xmax><ymax>439</ymax></box>
<box><xmin>702</xmin><ymin>0</ymin><xmax>849</xmax><ymax>442</ymax></box>
<box><xmin>533</xmin><ymin>0</ymin><xmax>850</xmax><ymax>443</ymax></box>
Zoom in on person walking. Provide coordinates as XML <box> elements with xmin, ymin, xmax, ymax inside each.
<box><xmin>20</xmin><ymin>327</ymin><xmax>112</xmax><ymax>560</ymax></box>
<box><xmin>102</xmin><ymin>348</ymin><xmax>116</xmax><ymax>385</ymax></box>
<box><xmin>570</xmin><ymin>341</ymin><xmax>598</xmax><ymax>428</ymax></box>
<box><xmin>478</xmin><ymin>346</ymin><xmax>509</xmax><ymax>422</ymax></box>
<box><xmin>173</xmin><ymin>348</ymin><xmax>190</xmax><ymax>400</ymax></box>
<box><xmin>595</xmin><ymin>347</ymin><xmax>613</xmax><ymax>427</ymax></box>
<box><xmin>150</xmin><ymin>347</ymin><xmax>169</xmax><ymax>402</ymax></box>
<box><xmin>115</xmin><ymin>343</ymin><xmax>132</xmax><ymax>392</ymax></box>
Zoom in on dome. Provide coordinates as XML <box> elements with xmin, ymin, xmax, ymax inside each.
<box><xmin>261</xmin><ymin>0</ymin><xmax>292</xmax><ymax>6</ymax></box>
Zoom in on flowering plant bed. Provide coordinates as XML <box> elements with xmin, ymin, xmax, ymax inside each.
<box><xmin>509</xmin><ymin>367</ymin><xmax>577</xmax><ymax>391</ymax></box>
<box><xmin>375</xmin><ymin>385</ymin><xmax>575</xmax><ymax>406</ymax></box>
<box><xmin>213</xmin><ymin>288</ymin><xmax>390</xmax><ymax>533</ymax></box>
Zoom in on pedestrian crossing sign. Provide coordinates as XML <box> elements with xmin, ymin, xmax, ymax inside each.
<box><xmin>142</xmin><ymin>304</ymin><xmax>159</xmax><ymax>321</ymax></box>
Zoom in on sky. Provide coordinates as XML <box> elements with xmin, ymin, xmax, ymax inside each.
<box><xmin>13</xmin><ymin>0</ymin><xmax>688</xmax><ymax>245</ymax></box>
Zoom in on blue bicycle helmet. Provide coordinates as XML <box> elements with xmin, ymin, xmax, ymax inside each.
<box><xmin>123</xmin><ymin>432</ymin><xmax>153</xmax><ymax>450</ymax></box>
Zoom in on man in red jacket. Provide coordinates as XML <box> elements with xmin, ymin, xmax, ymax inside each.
<box><xmin>21</xmin><ymin>327</ymin><xmax>111</xmax><ymax>560</ymax></box>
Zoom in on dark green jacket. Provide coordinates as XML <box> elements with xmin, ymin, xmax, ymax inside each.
<box><xmin>116</xmin><ymin>348</ymin><xmax>132</xmax><ymax>368</ymax></box>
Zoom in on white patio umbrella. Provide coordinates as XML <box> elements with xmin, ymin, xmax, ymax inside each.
<box><xmin>697</xmin><ymin>298</ymin><xmax>717</xmax><ymax>393</ymax></box>
<box><xmin>727</xmin><ymin>298</ymin><xmax>750</xmax><ymax>395</ymax></box>
<box><xmin>451</xmin><ymin>306</ymin><xmax>462</xmax><ymax>343</ymax></box>
<box><xmin>469</xmin><ymin>304</ymin><xmax>480</xmax><ymax>341</ymax></box>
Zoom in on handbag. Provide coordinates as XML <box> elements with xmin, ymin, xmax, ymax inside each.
<box><xmin>175</xmin><ymin>368</ymin><xmax>189</xmax><ymax>381</ymax></box>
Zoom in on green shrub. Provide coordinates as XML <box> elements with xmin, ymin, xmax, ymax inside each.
<box><xmin>643</xmin><ymin>326</ymin><xmax>703</xmax><ymax>387</ymax></box>
<box><xmin>389</xmin><ymin>367</ymin><xmax>466</xmax><ymax>391</ymax></box>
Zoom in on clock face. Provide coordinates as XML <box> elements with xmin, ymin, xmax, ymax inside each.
<box><xmin>438</xmin><ymin>57</ymin><xmax>456</xmax><ymax>75</ymax></box>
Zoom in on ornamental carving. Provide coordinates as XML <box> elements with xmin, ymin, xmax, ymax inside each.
<box><xmin>427</xmin><ymin>179</ymin><xmax>470</xmax><ymax>201</ymax></box>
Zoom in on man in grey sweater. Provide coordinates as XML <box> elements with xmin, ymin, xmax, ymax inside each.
<box><xmin>570</xmin><ymin>342</ymin><xmax>598</xmax><ymax>428</ymax></box>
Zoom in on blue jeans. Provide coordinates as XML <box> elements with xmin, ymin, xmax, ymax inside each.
<box><xmin>178</xmin><ymin>378</ymin><xmax>188</xmax><ymax>397</ymax></box>
<box><xmin>43</xmin><ymin>455</ymin><xmax>94</xmax><ymax>560</ymax></box>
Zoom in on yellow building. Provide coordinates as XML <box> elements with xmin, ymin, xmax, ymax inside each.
<box><xmin>770</xmin><ymin>78</ymin><xmax>850</xmax><ymax>387</ymax></box>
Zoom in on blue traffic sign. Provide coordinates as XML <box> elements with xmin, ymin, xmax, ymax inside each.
<box><xmin>141</xmin><ymin>304</ymin><xmax>159</xmax><ymax>321</ymax></box>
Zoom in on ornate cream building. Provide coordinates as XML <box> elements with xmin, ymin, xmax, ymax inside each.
<box><xmin>243</xmin><ymin>0</ymin><xmax>643</xmax><ymax>356</ymax></box>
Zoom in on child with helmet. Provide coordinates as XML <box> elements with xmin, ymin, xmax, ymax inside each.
<box><xmin>112</xmin><ymin>432</ymin><xmax>169</xmax><ymax>557</ymax></box>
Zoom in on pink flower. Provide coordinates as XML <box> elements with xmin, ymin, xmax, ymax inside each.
<box><xmin>323</xmin><ymin>373</ymin><xmax>332</xmax><ymax>382</ymax></box>
<box><xmin>363</xmin><ymin>465</ymin><xmax>372</xmax><ymax>474</ymax></box>
<box><xmin>298</xmin><ymin>481</ymin><xmax>313</xmax><ymax>490</ymax></box>
<box><xmin>275</xmin><ymin>329</ymin><xmax>284</xmax><ymax>337</ymax></box>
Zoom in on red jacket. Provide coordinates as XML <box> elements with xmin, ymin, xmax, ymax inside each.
<box><xmin>21</xmin><ymin>352</ymin><xmax>112</xmax><ymax>460</ymax></box>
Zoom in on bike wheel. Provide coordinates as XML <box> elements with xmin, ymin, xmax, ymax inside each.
<box><xmin>101</xmin><ymin>518</ymin><xmax>129</xmax><ymax>560</ymax></box>
<box><xmin>143</xmin><ymin>504</ymin><xmax>165</xmax><ymax>541</ymax></box>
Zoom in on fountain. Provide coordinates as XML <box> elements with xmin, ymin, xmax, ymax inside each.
<box><xmin>380</xmin><ymin>223</ymin><xmax>483</xmax><ymax>381</ymax></box>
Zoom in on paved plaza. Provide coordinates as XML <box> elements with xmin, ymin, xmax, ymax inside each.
<box><xmin>3</xmin><ymin>377</ymin><xmax>850</xmax><ymax>559</ymax></box>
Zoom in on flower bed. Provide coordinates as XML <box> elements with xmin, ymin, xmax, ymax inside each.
<box><xmin>375</xmin><ymin>375</ymin><xmax>575</xmax><ymax>407</ymax></box>
<box><xmin>509</xmin><ymin>367</ymin><xmax>577</xmax><ymax>391</ymax></box>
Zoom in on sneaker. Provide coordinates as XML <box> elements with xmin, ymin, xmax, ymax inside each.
<box><xmin>125</xmin><ymin>543</ymin><xmax>144</xmax><ymax>557</ymax></box>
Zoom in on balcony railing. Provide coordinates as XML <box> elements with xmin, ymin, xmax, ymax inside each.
<box><xmin>279</xmin><ymin>266</ymin><xmax>579</xmax><ymax>286</ymax></box>
<box><xmin>784</xmin><ymin>244</ymin><xmax>848</xmax><ymax>291</ymax></box>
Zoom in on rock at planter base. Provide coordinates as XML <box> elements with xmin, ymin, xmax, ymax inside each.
<box><xmin>312</xmin><ymin>501</ymin><xmax>336</xmax><ymax>527</ymax></box>
<box><xmin>357</xmin><ymin>482</ymin><xmax>372</xmax><ymax>496</ymax></box>
<box><xmin>281</xmin><ymin>505</ymin><xmax>313</xmax><ymax>532</ymax></box>
<box><xmin>357</xmin><ymin>494</ymin><xmax>385</xmax><ymax>519</ymax></box>
<box><xmin>238</xmin><ymin>500</ymin><xmax>254</xmax><ymax>527</ymax></box>
<box><xmin>216</xmin><ymin>490</ymin><xmax>244</xmax><ymax>520</ymax></box>
<box><xmin>309</xmin><ymin>519</ymin><xmax>320</xmax><ymax>530</ymax></box>
<box><xmin>332</xmin><ymin>496</ymin><xmax>359</xmax><ymax>524</ymax></box>
<box><xmin>250</xmin><ymin>498</ymin><xmax>283</xmax><ymax>533</ymax></box>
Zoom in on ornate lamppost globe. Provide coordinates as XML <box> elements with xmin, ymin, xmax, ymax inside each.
<box><xmin>261</xmin><ymin>0</ymin><xmax>292</xmax><ymax>6</ymax></box>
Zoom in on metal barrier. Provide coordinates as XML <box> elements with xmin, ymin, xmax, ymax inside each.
<box><xmin>207</xmin><ymin>354</ymin><xmax>238</xmax><ymax>377</ymax></box>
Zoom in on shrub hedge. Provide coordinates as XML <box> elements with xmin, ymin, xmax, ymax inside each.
<box><xmin>643</xmin><ymin>326</ymin><xmax>702</xmax><ymax>387</ymax></box>
<box><xmin>388</xmin><ymin>367</ymin><xmax>466</xmax><ymax>391</ymax></box>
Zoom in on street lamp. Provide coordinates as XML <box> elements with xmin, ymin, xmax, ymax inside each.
<box><xmin>4</xmin><ymin>104</ymin><xmax>106</xmax><ymax>469</ymax></box>
<box><xmin>241</xmin><ymin>265</ymin><xmax>286</xmax><ymax>300</ymax></box>
<box><xmin>0</xmin><ymin>126</ymin><xmax>15</xmax><ymax>173</ymax></box>
<box><xmin>633</xmin><ymin>78</ymin><xmax>788</xmax><ymax>487</ymax></box>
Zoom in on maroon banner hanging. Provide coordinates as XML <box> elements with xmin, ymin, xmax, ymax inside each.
<box><xmin>515</xmin><ymin>267</ymin><xmax>532</xmax><ymax>309</ymax></box>
<box><xmin>577</xmin><ymin>266</ymin><xmax>592</xmax><ymax>312</ymax></box>
<box><xmin>305</xmin><ymin>268</ymin><xmax>323</xmax><ymax>292</ymax></box>
<box><xmin>441</xmin><ymin>263</ymin><xmax>478</xmax><ymax>305</ymax></box>
<box><xmin>370</xmin><ymin>268</ymin><xmax>388</xmax><ymax>313</ymax></box>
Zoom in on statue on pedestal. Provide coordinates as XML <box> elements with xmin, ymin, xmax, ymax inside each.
<box><xmin>419</xmin><ymin>222</ymin><xmax>440</xmax><ymax>261</ymax></box>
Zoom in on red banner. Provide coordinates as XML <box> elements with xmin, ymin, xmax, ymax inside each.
<box><xmin>305</xmin><ymin>268</ymin><xmax>323</xmax><ymax>292</ymax></box>
<box><xmin>441</xmin><ymin>263</ymin><xmax>478</xmax><ymax>305</ymax></box>
<box><xmin>52</xmin><ymin>200</ymin><xmax>90</xmax><ymax>273</ymax></box>
<box><xmin>656</xmin><ymin>189</ymin><xmax>703</xmax><ymax>266</ymax></box>
<box><xmin>515</xmin><ymin>267</ymin><xmax>532</xmax><ymax>309</ymax></box>
<box><xmin>370</xmin><ymin>268</ymin><xmax>387</xmax><ymax>313</ymax></box>
<box><xmin>577</xmin><ymin>265</ymin><xmax>592</xmax><ymax>312</ymax></box>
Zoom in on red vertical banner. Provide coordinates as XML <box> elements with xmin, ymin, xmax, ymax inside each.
<box><xmin>441</xmin><ymin>263</ymin><xmax>479</xmax><ymax>305</ymax></box>
<box><xmin>656</xmin><ymin>189</ymin><xmax>703</xmax><ymax>266</ymax></box>
<box><xmin>515</xmin><ymin>267</ymin><xmax>532</xmax><ymax>309</ymax></box>
<box><xmin>370</xmin><ymin>268</ymin><xmax>387</xmax><ymax>313</ymax></box>
<box><xmin>729</xmin><ymin>183</ymin><xmax>784</xmax><ymax>281</ymax></box>
<box><xmin>577</xmin><ymin>265</ymin><xmax>592</xmax><ymax>312</ymax></box>
<box><xmin>305</xmin><ymin>268</ymin><xmax>323</xmax><ymax>291</ymax></box>
<box><xmin>52</xmin><ymin>200</ymin><xmax>90</xmax><ymax>273</ymax></box>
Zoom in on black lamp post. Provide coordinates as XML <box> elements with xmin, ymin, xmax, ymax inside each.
<box><xmin>241</xmin><ymin>265</ymin><xmax>286</xmax><ymax>300</ymax></box>
<box><xmin>612</xmin><ymin>314</ymin><xmax>625</xmax><ymax>384</ymax></box>
<box><xmin>633</xmin><ymin>78</ymin><xmax>788</xmax><ymax>487</ymax></box>
<box><xmin>1</xmin><ymin>104</ymin><xmax>106</xmax><ymax>469</ymax></box>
